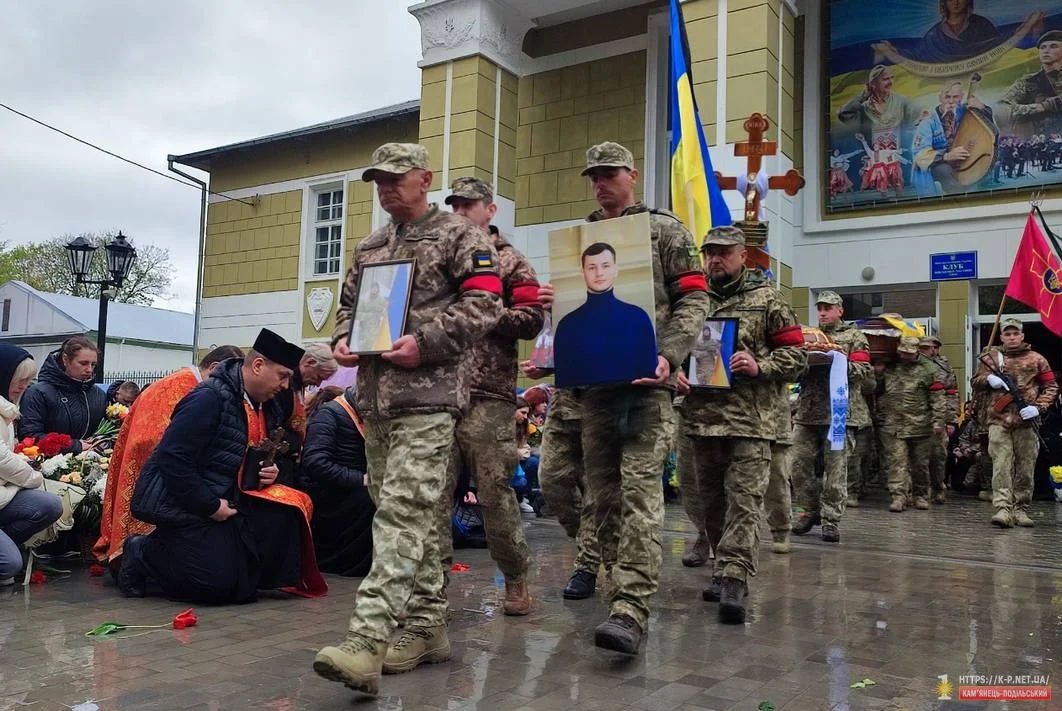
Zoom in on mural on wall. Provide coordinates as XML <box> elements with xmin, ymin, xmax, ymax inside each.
<box><xmin>825</xmin><ymin>0</ymin><xmax>1062</xmax><ymax>213</ymax></box>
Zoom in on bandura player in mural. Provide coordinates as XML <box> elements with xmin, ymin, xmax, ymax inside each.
<box><xmin>911</xmin><ymin>77</ymin><xmax>996</xmax><ymax>196</ymax></box>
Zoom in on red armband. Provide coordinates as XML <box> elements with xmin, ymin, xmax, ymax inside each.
<box><xmin>769</xmin><ymin>324</ymin><xmax>804</xmax><ymax>348</ymax></box>
<box><xmin>945</xmin><ymin>388</ymin><xmax>958</xmax><ymax>395</ymax></box>
<box><xmin>930</xmin><ymin>382</ymin><xmax>945</xmax><ymax>391</ymax></box>
<box><xmin>462</xmin><ymin>274</ymin><xmax>503</xmax><ymax>295</ymax></box>
<box><xmin>1038</xmin><ymin>370</ymin><xmax>1056</xmax><ymax>383</ymax></box>
<box><xmin>674</xmin><ymin>271</ymin><xmax>708</xmax><ymax>294</ymax></box>
<box><xmin>510</xmin><ymin>281</ymin><xmax>540</xmax><ymax>307</ymax></box>
<box><xmin>849</xmin><ymin>350</ymin><xmax>871</xmax><ymax>363</ymax></box>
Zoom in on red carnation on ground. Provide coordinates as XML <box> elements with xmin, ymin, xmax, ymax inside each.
<box><xmin>29</xmin><ymin>571</ymin><xmax>46</xmax><ymax>584</ymax></box>
<box><xmin>172</xmin><ymin>609</ymin><xmax>198</xmax><ymax>629</ymax></box>
<box><xmin>89</xmin><ymin>564</ymin><xmax>106</xmax><ymax>577</ymax></box>
<box><xmin>37</xmin><ymin>433</ymin><xmax>72</xmax><ymax>457</ymax></box>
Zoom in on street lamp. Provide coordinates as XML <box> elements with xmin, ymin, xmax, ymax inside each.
<box><xmin>65</xmin><ymin>232</ymin><xmax>138</xmax><ymax>383</ymax></box>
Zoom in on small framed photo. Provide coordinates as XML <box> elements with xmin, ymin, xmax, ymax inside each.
<box><xmin>347</xmin><ymin>259</ymin><xmax>415</xmax><ymax>355</ymax></box>
<box><xmin>687</xmin><ymin>317</ymin><xmax>738</xmax><ymax>389</ymax></box>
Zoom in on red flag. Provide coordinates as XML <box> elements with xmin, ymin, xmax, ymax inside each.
<box><xmin>1005</xmin><ymin>211</ymin><xmax>1062</xmax><ymax>336</ymax></box>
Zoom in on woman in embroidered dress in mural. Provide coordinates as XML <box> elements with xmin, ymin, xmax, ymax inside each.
<box><xmin>828</xmin><ymin>148</ymin><xmax>861</xmax><ymax>196</ymax></box>
<box><xmin>838</xmin><ymin>65</ymin><xmax>920</xmax><ymax>146</ymax></box>
<box><xmin>856</xmin><ymin>133</ymin><xmax>910</xmax><ymax>196</ymax></box>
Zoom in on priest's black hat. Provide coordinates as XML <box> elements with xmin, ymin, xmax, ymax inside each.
<box><xmin>251</xmin><ymin>328</ymin><xmax>304</xmax><ymax>371</ymax></box>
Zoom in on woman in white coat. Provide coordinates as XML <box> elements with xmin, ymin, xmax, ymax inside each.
<box><xmin>0</xmin><ymin>345</ymin><xmax>63</xmax><ymax>583</ymax></box>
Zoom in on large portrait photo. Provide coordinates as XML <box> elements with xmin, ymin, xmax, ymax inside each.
<box><xmin>347</xmin><ymin>260</ymin><xmax>415</xmax><ymax>354</ymax></box>
<box><xmin>826</xmin><ymin>0</ymin><xmax>1060</xmax><ymax>213</ymax></box>
<box><xmin>548</xmin><ymin>213</ymin><xmax>657</xmax><ymax>388</ymax></box>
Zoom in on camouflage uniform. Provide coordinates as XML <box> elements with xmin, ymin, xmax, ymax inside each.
<box><xmin>998</xmin><ymin>36</ymin><xmax>1062</xmax><ymax>137</ymax></box>
<box><xmin>329</xmin><ymin>145</ymin><xmax>504</xmax><ymax>646</ymax></box>
<box><xmin>578</xmin><ymin>143</ymin><xmax>710</xmax><ymax>633</ymax></box>
<box><xmin>971</xmin><ymin>333</ymin><xmax>1058</xmax><ymax>516</ymax></box>
<box><xmin>764</xmin><ymin>382</ymin><xmax>794</xmax><ymax>540</ymax></box>
<box><xmin>791</xmin><ymin>309</ymin><xmax>872</xmax><ymax>527</ymax></box>
<box><xmin>847</xmin><ymin>377</ymin><xmax>878</xmax><ymax>500</ymax></box>
<box><xmin>681</xmin><ymin>260</ymin><xmax>807</xmax><ymax>585</ymax></box>
<box><xmin>431</xmin><ymin>178</ymin><xmax>543</xmax><ymax>592</ymax></box>
<box><xmin>921</xmin><ymin>339</ymin><xmax>959</xmax><ymax>500</ymax></box>
<box><xmin>958</xmin><ymin>388</ymin><xmax>993</xmax><ymax>493</ymax></box>
<box><xmin>876</xmin><ymin>339</ymin><xmax>947</xmax><ymax>505</ymax></box>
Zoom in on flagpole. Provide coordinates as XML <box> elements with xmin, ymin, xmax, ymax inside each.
<box><xmin>986</xmin><ymin>294</ymin><xmax>1008</xmax><ymax>347</ymax></box>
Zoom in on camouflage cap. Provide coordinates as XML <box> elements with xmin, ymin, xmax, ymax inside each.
<box><xmin>815</xmin><ymin>290</ymin><xmax>843</xmax><ymax>306</ymax></box>
<box><xmin>581</xmin><ymin>141</ymin><xmax>635</xmax><ymax>176</ymax></box>
<box><xmin>444</xmin><ymin>176</ymin><xmax>493</xmax><ymax>205</ymax></box>
<box><xmin>1038</xmin><ymin>30</ymin><xmax>1062</xmax><ymax>47</ymax></box>
<box><xmin>897</xmin><ymin>335</ymin><xmax>921</xmax><ymax>354</ymax></box>
<box><xmin>1001</xmin><ymin>317</ymin><xmax>1024</xmax><ymax>332</ymax></box>
<box><xmin>919</xmin><ymin>335</ymin><xmax>942</xmax><ymax>347</ymax></box>
<box><xmin>701</xmin><ymin>225</ymin><xmax>746</xmax><ymax>248</ymax></box>
<box><xmin>362</xmin><ymin>142</ymin><xmax>431</xmax><ymax>181</ymax></box>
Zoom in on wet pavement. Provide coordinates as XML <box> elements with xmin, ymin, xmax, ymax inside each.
<box><xmin>1</xmin><ymin>494</ymin><xmax>1059</xmax><ymax>711</ymax></box>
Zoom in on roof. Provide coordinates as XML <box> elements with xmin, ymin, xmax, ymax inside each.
<box><xmin>7</xmin><ymin>281</ymin><xmax>194</xmax><ymax>347</ymax></box>
<box><xmin>169</xmin><ymin>99</ymin><xmax>420</xmax><ymax>171</ymax></box>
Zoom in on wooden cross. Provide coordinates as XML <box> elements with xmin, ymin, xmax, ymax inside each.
<box><xmin>259</xmin><ymin>427</ymin><xmax>289</xmax><ymax>467</ymax></box>
<box><xmin>714</xmin><ymin>113</ymin><xmax>806</xmax><ymax>226</ymax></box>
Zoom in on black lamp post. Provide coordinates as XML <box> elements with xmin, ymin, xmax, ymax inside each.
<box><xmin>65</xmin><ymin>232</ymin><xmax>137</xmax><ymax>383</ymax></box>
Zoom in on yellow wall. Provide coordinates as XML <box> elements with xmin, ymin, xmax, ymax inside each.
<box><xmin>207</xmin><ymin>117</ymin><xmax>419</xmax><ymax>193</ymax></box>
<box><xmin>938</xmin><ymin>280</ymin><xmax>970</xmax><ymax>401</ymax></box>
<box><xmin>203</xmin><ymin>191</ymin><xmax>302</xmax><ymax>297</ymax></box>
<box><xmin>514</xmin><ymin>51</ymin><xmax>647</xmax><ymax>226</ymax></box>
<box><xmin>683</xmin><ymin>0</ymin><xmax>720</xmax><ymax>146</ymax></box>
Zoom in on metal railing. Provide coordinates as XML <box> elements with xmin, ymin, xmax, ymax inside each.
<box><xmin>102</xmin><ymin>370</ymin><xmax>174</xmax><ymax>388</ymax></box>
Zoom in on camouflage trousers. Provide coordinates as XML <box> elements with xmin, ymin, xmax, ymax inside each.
<box><xmin>790</xmin><ymin>424</ymin><xmax>850</xmax><ymax>525</ymax></box>
<box><xmin>688</xmin><ymin>436</ymin><xmax>772</xmax><ymax>583</ymax></box>
<box><xmin>846</xmin><ymin>427</ymin><xmax>873</xmax><ymax>498</ymax></box>
<box><xmin>988</xmin><ymin>425</ymin><xmax>1039</xmax><ymax>512</ymax></box>
<box><xmin>581</xmin><ymin>387</ymin><xmax>672</xmax><ymax>629</ymax></box>
<box><xmin>435</xmin><ymin>397</ymin><xmax>530</xmax><ymax>581</ymax></box>
<box><xmin>764</xmin><ymin>442</ymin><xmax>792</xmax><ymax>535</ymax></box>
<box><xmin>350</xmin><ymin>412</ymin><xmax>455</xmax><ymax>642</ymax></box>
<box><xmin>882</xmin><ymin>433</ymin><xmax>931</xmax><ymax>500</ymax></box>
<box><xmin>928</xmin><ymin>430</ymin><xmax>949</xmax><ymax>495</ymax></box>
<box><xmin>538</xmin><ymin>407</ymin><xmax>608</xmax><ymax>575</ymax></box>
<box><xmin>963</xmin><ymin>441</ymin><xmax>993</xmax><ymax>491</ymax></box>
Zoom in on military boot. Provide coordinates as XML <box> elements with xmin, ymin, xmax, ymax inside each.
<box><xmin>503</xmin><ymin>578</ymin><xmax>532</xmax><ymax>616</ymax></box>
<box><xmin>913</xmin><ymin>497</ymin><xmax>930</xmax><ymax>510</ymax></box>
<box><xmin>682</xmin><ymin>534</ymin><xmax>712</xmax><ymax>567</ymax></box>
<box><xmin>771</xmin><ymin>531</ymin><xmax>791</xmax><ymax>554</ymax></box>
<box><xmin>382</xmin><ymin>625</ymin><xmax>451</xmax><ymax>674</ymax></box>
<box><xmin>563</xmin><ymin>570</ymin><xmax>596</xmax><ymax>600</ymax></box>
<box><xmin>978</xmin><ymin>490</ymin><xmax>993</xmax><ymax>502</ymax></box>
<box><xmin>702</xmin><ymin>574</ymin><xmax>722</xmax><ymax>602</ymax></box>
<box><xmin>991</xmin><ymin>509</ymin><xmax>1013</xmax><ymax>528</ymax></box>
<box><xmin>313</xmin><ymin>634</ymin><xmax>386</xmax><ymax>696</ymax></box>
<box><xmin>593</xmin><ymin>614</ymin><xmax>643</xmax><ymax>655</ymax></box>
<box><xmin>718</xmin><ymin>577</ymin><xmax>748</xmax><ymax>624</ymax></box>
<box><xmin>1013</xmin><ymin>509</ymin><xmax>1035</xmax><ymax>527</ymax></box>
<box><xmin>820</xmin><ymin>523</ymin><xmax>840</xmax><ymax>543</ymax></box>
<box><xmin>889</xmin><ymin>497</ymin><xmax>906</xmax><ymax>512</ymax></box>
<box><xmin>846</xmin><ymin>495</ymin><xmax>860</xmax><ymax>508</ymax></box>
<box><xmin>791</xmin><ymin>511</ymin><xmax>820</xmax><ymax>536</ymax></box>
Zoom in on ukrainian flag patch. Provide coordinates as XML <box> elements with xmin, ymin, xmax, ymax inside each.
<box><xmin>473</xmin><ymin>251</ymin><xmax>495</xmax><ymax>270</ymax></box>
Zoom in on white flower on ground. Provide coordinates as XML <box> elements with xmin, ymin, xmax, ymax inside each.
<box><xmin>41</xmin><ymin>454</ymin><xmax>72</xmax><ymax>479</ymax></box>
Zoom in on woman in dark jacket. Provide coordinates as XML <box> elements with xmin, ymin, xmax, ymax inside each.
<box><xmin>19</xmin><ymin>337</ymin><xmax>106</xmax><ymax>453</ymax></box>
<box><xmin>302</xmin><ymin>387</ymin><xmax>374</xmax><ymax>576</ymax></box>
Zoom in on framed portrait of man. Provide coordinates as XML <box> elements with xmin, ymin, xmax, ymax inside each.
<box><xmin>548</xmin><ymin>213</ymin><xmax>657</xmax><ymax>388</ymax></box>
<box><xmin>686</xmin><ymin>317</ymin><xmax>738</xmax><ymax>389</ymax></box>
<box><xmin>347</xmin><ymin>259</ymin><xmax>415</xmax><ymax>355</ymax></box>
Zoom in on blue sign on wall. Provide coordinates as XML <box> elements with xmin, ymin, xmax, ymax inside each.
<box><xmin>930</xmin><ymin>252</ymin><xmax>977</xmax><ymax>281</ymax></box>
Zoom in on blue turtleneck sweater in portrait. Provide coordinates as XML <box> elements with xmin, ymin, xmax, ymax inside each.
<box><xmin>554</xmin><ymin>289</ymin><xmax>657</xmax><ymax>388</ymax></box>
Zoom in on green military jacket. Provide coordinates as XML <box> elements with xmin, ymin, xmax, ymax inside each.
<box><xmin>876</xmin><ymin>355</ymin><xmax>947</xmax><ymax>438</ymax></box>
<box><xmin>772</xmin><ymin>381</ymin><xmax>794</xmax><ymax>445</ymax></box>
<box><xmin>332</xmin><ymin>205</ymin><xmax>503</xmax><ymax>418</ymax></box>
<box><xmin>586</xmin><ymin>203</ymin><xmax>710</xmax><ymax>384</ymax></box>
<box><xmin>971</xmin><ymin>344</ymin><xmax>1058</xmax><ymax>429</ymax></box>
<box><xmin>926</xmin><ymin>353</ymin><xmax>959</xmax><ymax>425</ymax></box>
<box><xmin>794</xmin><ymin>321</ymin><xmax>872</xmax><ymax>428</ymax></box>
<box><xmin>681</xmin><ymin>268</ymin><xmax>808</xmax><ymax>440</ymax></box>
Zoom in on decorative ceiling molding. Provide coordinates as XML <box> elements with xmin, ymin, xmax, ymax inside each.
<box><xmin>409</xmin><ymin>0</ymin><xmax>536</xmax><ymax>75</ymax></box>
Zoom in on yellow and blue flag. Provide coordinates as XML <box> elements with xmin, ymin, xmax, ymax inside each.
<box><xmin>670</xmin><ymin>0</ymin><xmax>730</xmax><ymax>248</ymax></box>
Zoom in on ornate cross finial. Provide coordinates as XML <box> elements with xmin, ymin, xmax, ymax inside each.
<box><xmin>259</xmin><ymin>428</ymin><xmax>289</xmax><ymax>467</ymax></box>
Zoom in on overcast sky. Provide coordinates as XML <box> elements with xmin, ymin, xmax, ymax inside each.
<box><xmin>0</xmin><ymin>1</ymin><xmax>423</xmax><ymax>313</ymax></box>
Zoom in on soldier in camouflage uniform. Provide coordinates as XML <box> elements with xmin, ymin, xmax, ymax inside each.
<box><xmin>919</xmin><ymin>335</ymin><xmax>959</xmax><ymax>504</ymax></box>
<box><xmin>675</xmin><ymin>376</ymin><xmax>713</xmax><ymax>567</ymax></box>
<box><xmin>971</xmin><ymin>319</ymin><xmax>1058</xmax><ymax>528</ymax></box>
<box><xmin>956</xmin><ymin>390</ymin><xmax>993</xmax><ymax>500</ymax></box>
<box><xmin>846</xmin><ymin>376</ymin><xmax>877</xmax><ymax>506</ymax></box>
<box><xmin>999</xmin><ymin>31</ymin><xmax>1062</xmax><ymax>137</ymax></box>
<box><xmin>315</xmin><ymin>144</ymin><xmax>504</xmax><ymax>696</ymax></box>
<box><xmin>424</xmin><ymin>177</ymin><xmax>545</xmax><ymax>621</ymax></box>
<box><xmin>875</xmin><ymin>336</ymin><xmax>947</xmax><ymax>513</ymax></box>
<box><xmin>790</xmin><ymin>291</ymin><xmax>872</xmax><ymax>543</ymax></box>
<box><xmin>575</xmin><ymin>142</ymin><xmax>709</xmax><ymax>654</ymax></box>
<box><xmin>764</xmin><ymin>381</ymin><xmax>796</xmax><ymax>553</ymax></box>
<box><xmin>684</xmin><ymin>226</ymin><xmax>807</xmax><ymax>624</ymax></box>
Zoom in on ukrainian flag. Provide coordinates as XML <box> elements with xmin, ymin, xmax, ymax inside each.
<box><xmin>670</xmin><ymin>0</ymin><xmax>730</xmax><ymax>248</ymax></box>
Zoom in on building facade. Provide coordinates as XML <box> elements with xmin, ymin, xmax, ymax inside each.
<box><xmin>172</xmin><ymin>0</ymin><xmax>1061</xmax><ymax>398</ymax></box>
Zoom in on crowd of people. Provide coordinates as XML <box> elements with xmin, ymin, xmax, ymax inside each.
<box><xmin>0</xmin><ymin>137</ymin><xmax>1055</xmax><ymax>701</ymax></box>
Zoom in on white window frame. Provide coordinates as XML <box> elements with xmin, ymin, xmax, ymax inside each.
<box><xmin>310</xmin><ymin>185</ymin><xmax>345</xmax><ymax>277</ymax></box>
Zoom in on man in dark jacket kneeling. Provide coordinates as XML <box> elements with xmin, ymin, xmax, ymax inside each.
<box><xmin>120</xmin><ymin>328</ymin><xmax>326</xmax><ymax>603</ymax></box>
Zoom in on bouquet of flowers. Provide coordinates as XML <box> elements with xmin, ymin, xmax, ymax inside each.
<box><xmin>14</xmin><ymin>433</ymin><xmax>73</xmax><ymax>461</ymax></box>
<box><xmin>526</xmin><ymin>422</ymin><xmax>542</xmax><ymax>450</ymax></box>
<box><xmin>91</xmin><ymin>403</ymin><xmax>129</xmax><ymax>440</ymax></box>
<box><xmin>14</xmin><ymin>433</ymin><xmax>110</xmax><ymax>533</ymax></box>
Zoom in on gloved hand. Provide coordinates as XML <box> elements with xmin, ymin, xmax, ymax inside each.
<box><xmin>986</xmin><ymin>374</ymin><xmax>1007</xmax><ymax>390</ymax></box>
<box><xmin>1020</xmin><ymin>405</ymin><xmax>1039</xmax><ymax>420</ymax></box>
